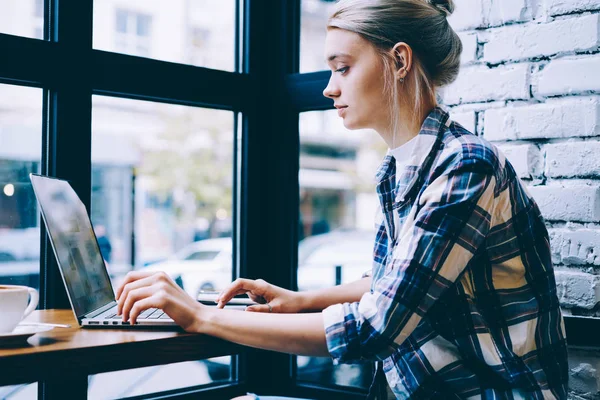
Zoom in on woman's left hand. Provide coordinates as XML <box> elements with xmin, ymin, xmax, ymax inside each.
<box><xmin>115</xmin><ymin>270</ymin><xmax>203</xmax><ymax>331</ymax></box>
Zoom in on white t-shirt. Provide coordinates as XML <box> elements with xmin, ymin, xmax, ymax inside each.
<box><xmin>389</xmin><ymin>134</ymin><xmax>419</xmax><ymax>182</ymax></box>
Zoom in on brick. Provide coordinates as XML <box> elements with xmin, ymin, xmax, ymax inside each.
<box><xmin>546</xmin><ymin>140</ymin><xmax>600</xmax><ymax>178</ymax></box>
<box><xmin>484</xmin><ymin>14</ymin><xmax>600</xmax><ymax>63</ymax></box>
<box><xmin>443</xmin><ymin>64</ymin><xmax>530</xmax><ymax>105</ymax></box>
<box><xmin>458</xmin><ymin>32</ymin><xmax>478</xmax><ymax>65</ymax></box>
<box><xmin>549</xmin><ymin>228</ymin><xmax>600</xmax><ymax>265</ymax></box>
<box><xmin>484</xmin><ymin>0</ymin><xmax>530</xmax><ymax>26</ymax></box>
<box><xmin>496</xmin><ymin>143</ymin><xmax>542</xmax><ymax>179</ymax></box>
<box><xmin>449</xmin><ymin>110</ymin><xmax>476</xmax><ymax>133</ymax></box>
<box><xmin>545</xmin><ymin>0</ymin><xmax>600</xmax><ymax>16</ymax></box>
<box><xmin>528</xmin><ymin>184</ymin><xmax>600</xmax><ymax>222</ymax></box>
<box><xmin>554</xmin><ymin>269</ymin><xmax>600</xmax><ymax>309</ymax></box>
<box><xmin>484</xmin><ymin>97</ymin><xmax>600</xmax><ymax>141</ymax></box>
<box><xmin>448</xmin><ymin>0</ymin><xmax>485</xmax><ymax>31</ymax></box>
<box><xmin>537</xmin><ymin>55</ymin><xmax>600</xmax><ymax>97</ymax></box>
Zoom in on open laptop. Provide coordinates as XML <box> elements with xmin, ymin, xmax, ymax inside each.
<box><xmin>30</xmin><ymin>173</ymin><xmax>178</xmax><ymax>328</ymax></box>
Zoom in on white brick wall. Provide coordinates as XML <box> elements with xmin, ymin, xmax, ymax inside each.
<box><xmin>537</xmin><ymin>55</ymin><xmax>600</xmax><ymax>97</ymax></box>
<box><xmin>457</xmin><ymin>32</ymin><xmax>478</xmax><ymax>65</ymax></box>
<box><xmin>443</xmin><ymin>64</ymin><xmax>530</xmax><ymax>104</ymax></box>
<box><xmin>528</xmin><ymin>184</ymin><xmax>600</xmax><ymax>222</ymax></box>
<box><xmin>496</xmin><ymin>143</ymin><xmax>542</xmax><ymax>179</ymax></box>
<box><xmin>550</xmin><ymin>228</ymin><xmax>600</xmax><ymax>265</ymax></box>
<box><xmin>483</xmin><ymin>97</ymin><xmax>600</xmax><ymax>141</ymax></box>
<box><xmin>555</xmin><ymin>269</ymin><xmax>600</xmax><ymax>309</ymax></box>
<box><xmin>545</xmin><ymin>0</ymin><xmax>600</xmax><ymax>16</ymax></box>
<box><xmin>444</xmin><ymin>1</ymin><xmax>600</xmax><ymax>395</ymax></box>
<box><xmin>483</xmin><ymin>14</ymin><xmax>600</xmax><ymax>64</ymax></box>
<box><xmin>449</xmin><ymin>0</ymin><xmax>530</xmax><ymax>31</ymax></box>
<box><xmin>546</xmin><ymin>140</ymin><xmax>600</xmax><ymax>177</ymax></box>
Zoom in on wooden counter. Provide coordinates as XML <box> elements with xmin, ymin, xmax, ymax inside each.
<box><xmin>0</xmin><ymin>310</ymin><xmax>243</xmax><ymax>398</ymax></box>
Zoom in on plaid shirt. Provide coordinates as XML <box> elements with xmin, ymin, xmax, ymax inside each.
<box><xmin>322</xmin><ymin>107</ymin><xmax>568</xmax><ymax>399</ymax></box>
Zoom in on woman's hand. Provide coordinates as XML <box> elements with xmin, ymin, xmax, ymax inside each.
<box><xmin>115</xmin><ymin>270</ymin><xmax>203</xmax><ymax>331</ymax></box>
<box><xmin>217</xmin><ymin>278</ymin><xmax>303</xmax><ymax>313</ymax></box>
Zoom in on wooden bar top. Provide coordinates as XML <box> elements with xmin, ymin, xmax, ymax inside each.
<box><xmin>0</xmin><ymin>310</ymin><xmax>243</xmax><ymax>386</ymax></box>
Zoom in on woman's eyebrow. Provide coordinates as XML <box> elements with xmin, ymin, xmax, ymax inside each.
<box><xmin>326</xmin><ymin>52</ymin><xmax>352</xmax><ymax>63</ymax></box>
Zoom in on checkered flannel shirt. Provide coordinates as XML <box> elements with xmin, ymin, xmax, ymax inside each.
<box><xmin>322</xmin><ymin>107</ymin><xmax>568</xmax><ymax>399</ymax></box>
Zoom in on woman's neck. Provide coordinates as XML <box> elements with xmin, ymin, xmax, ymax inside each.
<box><xmin>379</xmin><ymin>100</ymin><xmax>436</xmax><ymax>149</ymax></box>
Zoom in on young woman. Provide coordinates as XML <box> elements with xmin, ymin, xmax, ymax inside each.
<box><xmin>115</xmin><ymin>0</ymin><xmax>569</xmax><ymax>398</ymax></box>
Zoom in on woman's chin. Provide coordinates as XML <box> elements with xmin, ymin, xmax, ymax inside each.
<box><xmin>342</xmin><ymin>118</ymin><xmax>364</xmax><ymax>131</ymax></box>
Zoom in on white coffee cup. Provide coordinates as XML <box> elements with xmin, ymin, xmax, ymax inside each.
<box><xmin>0</xmin><ymin>285</ymin><xmax>39</xmax><ymax>333</ymax></box>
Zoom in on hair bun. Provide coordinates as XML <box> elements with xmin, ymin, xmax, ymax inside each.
<box><xmin>429</xmin><ymin>0</ymin><xmax>455</xmax><ymax>16</ymax></box>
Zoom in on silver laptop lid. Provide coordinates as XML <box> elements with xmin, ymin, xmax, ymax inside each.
<box><xmin>29</xmin><ymin>173</ymin><xmax>116</xmax><ymax>320</ymax></box>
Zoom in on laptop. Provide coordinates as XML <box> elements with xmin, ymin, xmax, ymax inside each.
<box><xmin>30</xmin><ymin>173</ymin><xmax>178</xmax><ymax>328</ymax></box>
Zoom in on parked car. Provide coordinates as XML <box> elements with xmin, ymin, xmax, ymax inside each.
<box><xmin>297</xmin><ymin>229</ymin><xmax>374</xmax><ymax>290</ymax></box>
<box><xmin>141</xmin><ymin>237</ymin><xmax>233</xmax><ymax>298</ymax></box>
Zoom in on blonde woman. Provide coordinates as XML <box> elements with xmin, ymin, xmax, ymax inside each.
<box><xmin>116</xmin><ymin>0</ymin><xmax>569</xmax><ymax>398</ymax></box>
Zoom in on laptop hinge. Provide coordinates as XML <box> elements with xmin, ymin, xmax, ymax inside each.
<box><xmin>83</xmin><ymin>301</ymin><xmax>117</xmax><ymax>319</ymax></box>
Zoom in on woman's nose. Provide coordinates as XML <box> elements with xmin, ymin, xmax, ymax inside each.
<box><xmin>322</xmin><ymin>78</ymin><xmax>340</xmax><ymax>98</ymax></box>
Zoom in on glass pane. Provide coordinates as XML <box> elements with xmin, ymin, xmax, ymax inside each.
<box><xmin>296</xmin><ymin>110</ymin><xmax>384</xmax><ymax>388</ymax></box>
<box><xmin>0</xmin><ymin>85</ymin><xmax>43</xmax><ymax>397</ymax></box>
<box><xmin>88</xmin><ymin>357</ymin><xmax>232</xmax><ymax>399</ymax></box>
<box><xmin>300</xmin><ymin>0</ymin><xmax>337</xmax><ymax>73</ymax></box>
<box><xmin>0</xmin><ymin>0</ymin><xmax>44</xmax><ymax>39</ymax></box>
<box><xmin>93</xmin><ymin>0</ymin><xmax>236</xmax><ymax>71</ymax></box>
<box><xmin>89</xmin><ymin>95</ymin><xmax>235</xmax><ymax>397</ymax></box>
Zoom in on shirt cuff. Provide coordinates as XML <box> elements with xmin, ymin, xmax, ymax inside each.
<box><xmin>322</xmin><ymin>302</ymin><xmax>354</xmax><ymax>364</ymax></box>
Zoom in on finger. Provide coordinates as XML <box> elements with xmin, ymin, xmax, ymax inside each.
<box><xmin>128</xmin><ymin>294</ymin><xmax>164</xmax><ymax>325</ymax></box>
<box><xmin>117</xmin><ymin>275</ymin><xmax>157</xmax><ymax>315</ymax></box>
<box><xmin>217</xmin><ymin>279</ymin><xmax>256</xmax><ymax>304</ymax></box>
<box><xmin>216</xmin><ymin>289</ymin><xmax>252</xmax><ymax>309</ymax></box>
<box><xmin>245</xmin><ymin>304</ymin><xmax>271</xmax><ymax>313</ymax></box>
<box><xmin>121</xmin><ymin>286</ymin><xmax>156</xmax><ymax>323</ymax></box>
<box><xmin>115</xmin><ymin>270</ymin><xmax>159</xmax><ymax>300</ymax></box>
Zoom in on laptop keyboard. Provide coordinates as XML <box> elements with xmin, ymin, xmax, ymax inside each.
<box><xmin>104</xmin><ymin>307</ymin><xmax>167</xmax><ymax>320</ymax></box>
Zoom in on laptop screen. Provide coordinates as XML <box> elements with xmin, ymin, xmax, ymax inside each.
<box><xmin>30</xmin><ymin>174</ymin><xmax>115</xmax><ymax>318</ymax></box>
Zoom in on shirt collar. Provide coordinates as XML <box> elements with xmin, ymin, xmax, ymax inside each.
<box><xmin>374</xmin><ymin>106</ymin><xmax>451</xmax><ymax>203</ymax></box>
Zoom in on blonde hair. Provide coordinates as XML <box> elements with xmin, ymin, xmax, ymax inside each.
<box><xmin>327</xmin><ymin>0</ymin><xmax>462</xmax><ymax>139</ymax></box>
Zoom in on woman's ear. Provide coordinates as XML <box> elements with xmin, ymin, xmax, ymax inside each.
<box><xmin>391</xmin><ymin>42</ymin><xmax>413</xmax><ymax>81</ymax></box>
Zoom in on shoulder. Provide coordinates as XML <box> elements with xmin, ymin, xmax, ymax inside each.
<box><xmin>433</xmin><ymin>119</ymin><xmax>505</xmax><ymax>184</ymax></box>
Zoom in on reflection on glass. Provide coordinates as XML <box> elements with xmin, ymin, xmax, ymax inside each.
<box><xmin>0</xmin><ymin>85</ymin><xmax>42</xmax><ymax>397</ymax></box>
<box><xmin>300</xmin><ymin>0</ymin><xmax>337</xmax><ymax>73</ymax></box>
<box><xmin>296</xmin><ymin>110</ymin><xmax>384</xmax><ymax>388</ymax></box>
<box><xmin>93</xmin><ymin>0</ymin><xmax>236</xmax><ymax>71</ymax></box>
<box><xmin>89</xmin><ymin>96</ymin><xmax>234</xmax><ymax>397</ymax></box>
<box><xmin>0</xmin><ymin>0</ymin><xmax>44</xmax><ymax>39</ymax></box>
<box><xmin>88</xmin><ymin>357</ymin><xmax>232</xmax><ymax>399</ymax></box>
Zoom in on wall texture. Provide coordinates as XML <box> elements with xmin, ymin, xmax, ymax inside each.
<box><xmin>443</xmin><ymin>0</ymin><xmax>600</xmax><ymax>398</ymax></box>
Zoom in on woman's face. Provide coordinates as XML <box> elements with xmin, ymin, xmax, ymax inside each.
<box><xmin>323</xmin><ymin>28</ymin><xmax>389</xmax><ymax>132</ymax></box>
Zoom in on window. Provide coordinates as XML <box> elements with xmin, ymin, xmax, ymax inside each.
<box><xmin>33</xmin><ymin>0</ymin><xmax>44</xmax><ymax>38</ymax></box>
<box><xmin>0</xmin><ymin>83</ymin><xmax>42</xmax><ymax>399</ymax></box>
<box><xmin>88</xmin><ymin>96</ymin><xmax>236</xmax><ymax>397</ymax></box>
<box><xmin>296</xmin><ymin>109</ymin><xmax>384</xmax><ymax>389</ymax></box>
<box><xmin>113</xmin><ymin>9</ymin><xmax>152</xmax><ymax>56</ymax></box>
<box><xmin>0</xmin><ymin>0</ymin><xmax>44</xmax><ymax>39</ymax></box>
<box><xmin>93</xmin><ymin>0</ymin><xmax>236</xmax><ymax>70</ymax></box>
<box><xmin>300</xmin><ymin>0</ymin><xmax>337</xmax><ymax>72</ymax></box>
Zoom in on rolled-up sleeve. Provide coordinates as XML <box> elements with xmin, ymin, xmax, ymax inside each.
<box><xmin>323</xmin><ymin>158</ymin><xmax>496</xmax><ymax>364</ymax></box>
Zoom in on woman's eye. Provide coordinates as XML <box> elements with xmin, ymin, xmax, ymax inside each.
<box><xmin>335</xmin><ymin>66</ymin><xmax>349</xmax><ymax>74</ymax></box>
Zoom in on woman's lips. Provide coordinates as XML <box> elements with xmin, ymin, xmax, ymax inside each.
<box><xmin>337</xmin><ymin>106</ymin><xmax>347</xmax><ymax>117</ymax></box>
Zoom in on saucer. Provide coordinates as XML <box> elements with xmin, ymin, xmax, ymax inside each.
<box><xmin>0</xmin><ymin>325</ymin><xmax>54</xmax><ymax>347</ymax></box>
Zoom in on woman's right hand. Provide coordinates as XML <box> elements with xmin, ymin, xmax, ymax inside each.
<box><xmin>216</xmin><ymin>278</ymin><xmax>303</xmax><ymax>313</ymax></box>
